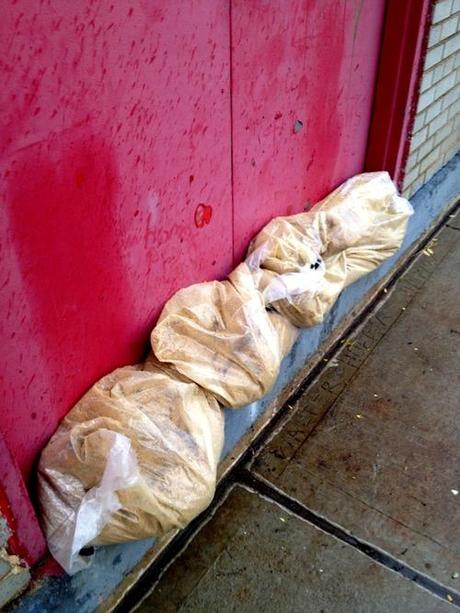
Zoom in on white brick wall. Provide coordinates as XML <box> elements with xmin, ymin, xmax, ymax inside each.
<box><xmin>403</xmin><ymin>0</ymin><xmax>460</xmax><ymax>197</ymax></box>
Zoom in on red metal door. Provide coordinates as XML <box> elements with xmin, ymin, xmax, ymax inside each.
<box><xmin>0</xmin><ymin>0</ymin><xmax>233</xmax><ymax>512</ymax></box>
<box><xmin>231</xmin><ymin>0</ymin><xmax>386</xmax><ymax>261</ymax></box>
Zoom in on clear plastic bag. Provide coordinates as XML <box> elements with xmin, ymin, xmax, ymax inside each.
<box><xmin>246</xmin><ymin>172</ymin><xmax>413</xmax><ymax>327</ymax></box>
<box><xmin>246</xmin><ymin>242</ymin><xmax>326</xmax><ymax>306</ymax></box>
<box><xmin>151</xmin><ymin>263</ymin><xmax>298</xmax><ymax>408</ymax></box>
<box><xmin>37</xmin><ymin>171</ymin><xmax>412</xmax><ymax>574</ymax></box>
<box><xmin>38</xmin><ymin>359</ymin><xmax>224</xmax><ymax>574</ymax></box>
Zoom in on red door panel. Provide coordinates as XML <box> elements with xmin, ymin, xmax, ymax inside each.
<box><xmin>0</xmin><ymin>0</ymin><xmax>233</xmax><ymax>482</ymax></box>
<box><xmin>231</xmin><ymin>0</ymin><xmax>386</xmax><ymax>261</ymax></box>
<box><xmin>0</xmin><ymin>0</ymin><xmax>388</xmax><ymax>567</ymax></box>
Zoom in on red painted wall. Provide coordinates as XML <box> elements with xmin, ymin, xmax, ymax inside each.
<box><xmin>231</xmin><ymin>0</ymin><xmax>386</xmax><ymax>260</ymax></box>
<box><xmin>0</xmin><ymin>0</ymin><xmax>233</xmax><ymax>483</ymax></box>
<box><xmin>0</xmin><ymin>433</ymin><xmax>47</xmax><ymax>563</ymax></box>
<box><xmin>0</xmin><ymin>0</ymin><xmax>385</xmax><ymax>562</ymax></box>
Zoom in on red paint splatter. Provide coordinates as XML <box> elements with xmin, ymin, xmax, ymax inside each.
<box><xmin>194</xmin><ymin>204</ymin><xmax>212</xmax><ymax>228</ymax></box>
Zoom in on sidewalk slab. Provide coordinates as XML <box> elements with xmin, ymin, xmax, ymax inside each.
<box><xmin>252</xmin><ymin>224</ymin><xmax>460</xmax><ymax>590</ymax></box>
<box><xmin>139</xmin><ymin>486</ymin><xmax>454</xmax><ymax>613</ymax></box>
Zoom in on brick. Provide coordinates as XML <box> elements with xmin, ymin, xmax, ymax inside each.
<box><xmin>446</xmin><ymin>149</ymin><xmax>458</xmax><ymax>165</ymax></box>
<box><xmin>441</xmin><ymin>147</ymin><xmax>458</xmax><ymax>166</ymax></box>
<box><xmin>443</xmin><ymin>136</ymin><xmax>458</xmax><ymax>154</ymax></box>
<box><xmin>420</xmin><ymin>69</ymin><xmax>434</xmax><ymax>92</ymax></box>
<box><xmin>449</xmin><ymin>136</ymin><xmax>459</xmax><ymax>153</ymax></box>
<box><xmin>402</xmin><ymin>185</ymin><xmax>412</xmax><ymax>199</ymax></box>
<box><xmin>443</xmin><ymin>33</ymin><xmax>460</xmax><ymax>57</ymax></box>
<box><xmin>419</xmin><ymin>148</ymin><xmax>439</xmax><ymax>174</ymax></box>
<box><xmin>441</xmin><ymin>15</ymin><xmax>458</xmax><ymax>39</ymax></box>
<box><xmin>432</xmin><ymin>61</ymin><xmax>445</xmax><ymax>83</ymax></box>
<box><xmin>406</xmin><ymin>172</ymin><xmax>427</xmax><ymax>199</ymax></box>
<box><xmin>402</xmin><ymin>166</ymin><xmax>420</xmax><ymax>191</ymax></box>
<box><xmin>441</xmin><ymin>83</ymin><xmax>460</xmax><ymax>108</ymax></box>
<box><xmin>428</xmin><ymin>23</ymin><xmax>442</xmax><ymax>47</ymax></box>
<box><xmin>401</xmin><ymin>184</ymin><xmax>412</xmax><ymax>199</ymax></box>
<box><xmin>407</xmin><ymin>141</ymin><xmax>419</xmax><ymax>166</ymax></box>
<box><xmin>413</xmin><ymin>172</ymin><xmax>428</xmax><ymax>192</ymax></box>
<box><xmin>428</xmin><ymin>111</ymin><xmax>447</xmax><ymax>136</ymax></box>
<box><xmin>432</xmin><ymin>0</ymin><xmax>453</xmax><ymax>24</ymax></box>
<box><xmin>446</xmin><ymin>97</ymin><xmax>460</xmax><ymax>118</ymax></box>
<box><xmin>437</xmin><ymin>148</ymin><xmax>451</xmax><ymax>168</ymax></box>
<box><xmin>412</xmin><ymin>111</ymin><xmax>426</xmax><ymax>133</ymax></box>
<box><xmin>426</xmin><ymin>153</ymin><xmax>444</xmax><ymax>174</ymax></box>
<box><xmin>406</xmin><ymin>148</ymin><xmax>419</xmax><ymax>174</ymax></box>
<box><xmin>447</xmin><ymin>101</ymin><xmax>460</xmax><ymax>121</ymax></box>
<box><xmin>403</xmin><ymin>182</ymin><xmax>417</xmax><ymax>201</ymax></box>
<box><xmin>433</xmin><ymin>72</ymin><xmax>456</xmax><ymax>99</ymax></box>
<box><xmin>417</xmin><ymin>88</ymin><xmax>435</xmax><ymax>111</ymax></box>
<box><xmin>434</xmin><ymin>121</ymin><xmax>453</xmax><ymax>145</ymax></box>
<box><xmin>424</xmin><ymin>163</ymin><xmax>442</xmax><ymax>184</ymax></box>
<box><xmin>446</xmin><ymin>102</ymin><xmax>455</xmax><ymax>119</ymax></box>
<box><xmin>425</xmin><ymin>98</ymin><xmax>443</xmax><ymax>123</ymax></box>
<box><xmin>403</xmin><ymin>184</ymin><xmax>415</xmax><ymax>200</ymax></box>
<box><xmin>453</xmin><ymin>0</ymin><xmax>460</xmax><ymax>11</ymax></box>
<box><xmin>425</xmin><ymin>44</ymin><xmax>443</xmax><ymax>69</ymax></box>
<box><xmin>442</xmin><ymin>53</ymin><xmax>456</xmax><ymax>77</ymax></box>
<box><xmin>440</xmin><ymin>131</ymin><xmax>460</xmax><ymax>152</ymax></box>
<box><xmin>410</xmin><ymin>126</ymin><xmax>428</xmax><ymax>150</ymax></box>
<box><xmin>446</xmin><ymin>145</ymin><xmax>458</xmax><ymax>163</ymax></box>
<box><xmin>417</xmin><ymin>134</ymin><xmax>437</xmax><ymax>160</ymax></box>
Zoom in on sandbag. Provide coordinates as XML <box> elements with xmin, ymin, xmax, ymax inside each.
<box><xmin>253</xmin><ymin>253</ymin><xmax>347</xmax><ymax>327</ymax></box>
<box><xmin>151</xmin><ymin>262</ymin><xmax>298</xmax><ymax>408</ymax></box>
<box><xmin>268</xmin><ymin>309</ymin><xmax>299</xmax><ymax>356</ymax></box>
<box><xmin>247</xmin><ymin>172</ymin><xmax>413</xmax><ymax>327</ymax></box>
<box><xmin>38</xmin><ymin>358</ymin><xmax>224</xmax><ymax>574</ymax></box>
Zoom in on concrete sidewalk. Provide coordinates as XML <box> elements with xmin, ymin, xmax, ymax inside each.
<box><xmin>133</xmin><ymin>210</ymin><xmax>460</xmax><ymax>613</ymax></box>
